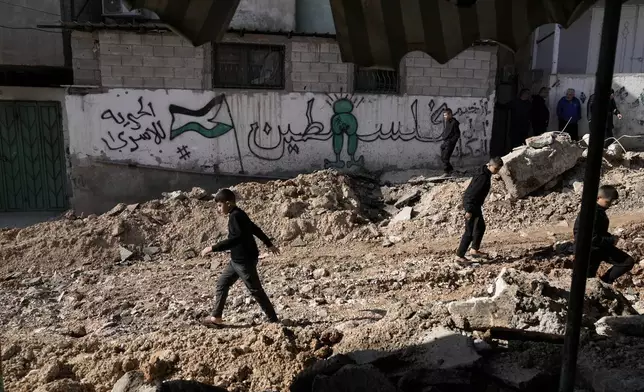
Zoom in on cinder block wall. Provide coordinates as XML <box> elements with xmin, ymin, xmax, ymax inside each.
<box><xmin>71</xmin><ymin>30</ymin><xmax>497</xmax><ymax>97</ymax></box>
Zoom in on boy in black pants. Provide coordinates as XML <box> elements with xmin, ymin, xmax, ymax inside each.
<box><xmin>573</xmin><ymin>185</ymin><xmax>635</xmax><ymax>284</ymax></box>
<box><xmin>440</xmin><ymin>108</ymin><xmax>461</xmax><ymax>176</ymax></box>
<box><xmin>456</xmin><ymin>157</ymin><xmax>504</xmax><ymax>262</ymax></box>
<box><xmin>200</xmin><ymin>189</ymin><xmax>280</xmax><ymax>327</ymax></box>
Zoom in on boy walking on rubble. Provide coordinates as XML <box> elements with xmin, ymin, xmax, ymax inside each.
<box><xmin>573</xmin><ymin>185</ymin><xmax>635</xmax><ymax>284</ymax></box>
<box><xmin>199</xmin><ymin>189</ymin><xmax>280</xmax><ymax>327</ymax></box>
<box><xmin>456</xmin><ymin>157</ymin><xmax>504</xmax><ymax>263</ymax></box>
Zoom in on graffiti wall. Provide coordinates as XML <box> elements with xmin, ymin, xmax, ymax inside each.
<box><xmin>548</xmin><ymin>74</ymin><xmax>644</xmax><ymax>149</ymax></box>
<box><xmin>66</xmin><ymin>89</ymin><xmax>494</xmax><ymax>175</ymax></box>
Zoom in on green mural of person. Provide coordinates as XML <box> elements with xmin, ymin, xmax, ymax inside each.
<box><xmin>324</xmin><ymin>98</ymin><xmax>365</xmax><ymax>168</ymax></box>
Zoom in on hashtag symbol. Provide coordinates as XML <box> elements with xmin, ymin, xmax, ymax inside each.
<box><xmin>177</xmin><ymin>145</ymin><xmax>191</xmax><ymax>160</ymax></box>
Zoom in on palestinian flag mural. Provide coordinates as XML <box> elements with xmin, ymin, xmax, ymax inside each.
<box><xmin>168</xmin><ymin>94</ymin><xmax>244</xmax><ymax>173</ymax></box>
<box><xmin>169</xmin><ymin>94</ymin><xmax>234</xmax><ymax>140</ymax></box>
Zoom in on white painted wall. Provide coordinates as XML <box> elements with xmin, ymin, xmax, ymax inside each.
<box><xmin>548</xmin><ymin>74</ymin><xmax>644</xmax><ymax>149</ymax></box>
<box><xmin>66</xmin><ymin>89</ymin><xmax>494</xmax><ymax>175</ymax></box>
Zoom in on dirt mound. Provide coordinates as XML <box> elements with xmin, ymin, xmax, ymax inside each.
<box><xmin>0</xmin><ymin>170</ymin><xmax>376</xmax><ymax>275</ymax></box>
<box><xmin>381</xmin><ymin>166</ymin><xmax>644</xmax><ymax>238</ymax></box>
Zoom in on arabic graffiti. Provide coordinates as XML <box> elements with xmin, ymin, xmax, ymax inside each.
<box><xmin>100</xmin><ymin>96</ymin><xmax>166</xmax><ymax>152</ymax></box>
<box><xmin>94</xmin><ymin>91</ymin><xmax>492</xmax><ymax>174</ymax></box>
<box><xmin>247</xmin><ymin>95</ymin><xmax>491</xmax><ymax>165</ymax></box>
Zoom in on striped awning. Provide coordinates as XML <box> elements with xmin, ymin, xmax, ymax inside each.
<box><xmin>330</xmin><ymin>0</ymin><xmax>600</xmax><ymax>68</ymax></box>
<box><xmin>123</xmin><ymin>0</ymin><xmax>241</xmax><ymax>46</ymax></box>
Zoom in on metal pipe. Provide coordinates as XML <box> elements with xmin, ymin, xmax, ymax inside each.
<box><xmin>551</xmin><ymin>24</ymin><xmax>561</xmax><ymax>74</ymax></box>
<box><xmin>531</xmin><ymin>27</ymin><xmax>540</xmax><ymax>70</ymax></box>
<box><xmin>558</xmin><ymin>1</ymin><xmax>623</xmax><ymax>391</ymax></box>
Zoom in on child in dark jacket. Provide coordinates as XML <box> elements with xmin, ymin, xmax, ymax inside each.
<box><xmin>456</xmin><ymin>157</ymin><xmax>504</xmax><ymax>262</ymax></box>
<box><xmin>573</xmin><ymin>185</ymin><xmax>634</xmax><ymax>284</ymax></box>
<box><xmin>200</xmin><ymin>189</ymin><xmax>279</xmax><ymax>327</ymax></box>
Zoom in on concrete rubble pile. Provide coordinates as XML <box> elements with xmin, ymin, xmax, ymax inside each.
<box><xmin>446</xmin><ymin>268</ymin><xmax>637</xmax><ymax>335</ymax></box>
<box><xmin>499</xmin><ymin>132</ymin><xmax>584</xmax><ymax>199</ymax></box>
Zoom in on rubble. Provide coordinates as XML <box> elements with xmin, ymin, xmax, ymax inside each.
<box><xmin>595</xmin><ymin>315</ymin><xmax>644</xmax><ymax>337</ymax></box>
<box><xmin>2</xmin><ymin>166</ymin><xmax>644</xmax><ymax>392</ymax></box>
<box><xmin>499</xmin><ymin>132</ymin><xmax>585</xmax><ymax>199</ymax></box>
<box><xmin>447</xmin><ymin>268</ymin><xmax>635</xmax><ymax>335</ymax></box>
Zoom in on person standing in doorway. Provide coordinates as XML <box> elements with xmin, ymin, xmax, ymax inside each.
<box><xmin>590</xmin><ymin>89</ymin><xmax>622</xmax><ymax>148</ymax></box>
<box><xmin>556</xmin><ymin>88</ymin><xmax>582</xmax><ymax>140</ymax></box>
<box><xmin>531</xmin><ymin>87</ymin><xmax>550</xmax><ymax>136</ymax></box>
<box><xmin>440</xmin><ymin>108</ymin><xmax>461</xmax><ymax>176</ymax></box>
<box><xmin>509</xmin><ymin>89</ymin><xmax>532</xmax><ymax>148</ymax></box>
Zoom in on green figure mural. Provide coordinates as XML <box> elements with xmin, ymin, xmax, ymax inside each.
<box><xmin>324</xmin><ymin>98</ymin><xmax>364</xmax><ymax>168</ymax></box>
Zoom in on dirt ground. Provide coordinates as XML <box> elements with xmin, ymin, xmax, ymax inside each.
<box><xmin>2</xmin><ymin>168</ymin><xmax>644</xmax><ymax>392</ymax></box>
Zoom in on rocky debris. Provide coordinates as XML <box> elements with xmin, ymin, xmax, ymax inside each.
<box><xmin>111</xmin><ymin>371</ymin><xmax>155</xmax><ymax>392</ymax></box>
<box><xmin>160</xmin><ymin>380</ymin><xmax>229</xmax><ymax>391</ymax></box>
<box><xmin>142</xmin><ymin>350</ymin><xmax>179</xmax><ymax>383</ymax></box>
<box><xmin>106</xmin><ymin>203</ymin><xmax>127</xmax><ymax>217</ymax></box>
<box><xmin>393</xmin><ymin>190</ymin><xmax>421</xmax><ymax>209</ymax></box>
<box><xmin>35</xmin><ymin>379</ymin><xmax>95</xmax><ymax>392</ymax></box>
<box><xmin>119</xmin><ymin>246</ymin><xmax>134</xmax><ymax>262</ymax></box>
<box><xmin>447</xmin><ymin>268</ymin><xmax>635</xmax><ymax>335</ymax></box>
<box><xmin>162</xmin><ymin>191</ymin><xmax>187</xmax><ymax>201</ymax></box>
<box><xmin>390</xmin><ymin>207</ymin><xmax>413</xmax><ymax>224</ymax></box>
<box><xmin>595</xmin><ymin>315</ymin><xmax>644</xmax><ymax>337</ymax></box>
<box><xmin>500</xmin><ymin>132</ymin><xmax>584</xmax><ymax>199</ymax></box>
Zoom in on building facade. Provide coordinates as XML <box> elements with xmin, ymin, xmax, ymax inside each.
<box><xmin>1</xmin><ymin>0</ymin><xmax>500</xmax><ymax>214</ymax></box>
<box><xmin>531</xmin><ymin>0</ymin><xmax>644</xmax><ymax>150</ymax></box>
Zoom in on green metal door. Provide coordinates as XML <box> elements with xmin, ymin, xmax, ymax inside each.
<box><xmin>0</xmin><ymin>101</ymin><xmax>67</xmax><ymax>212</ymax></box>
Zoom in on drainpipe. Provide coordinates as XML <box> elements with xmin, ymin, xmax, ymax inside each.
<box><xmin>557</xmin><ymin>1</ymin><xmax>623</xmax><ymax>391</ymax></box>
<box><xmin>60</xmin><ymin>0</ymin><xmax>73</xmax><ymax>68</ymax></box>
<box><xmin>551</xmin><ymin>24</ymin><xmax>560</xmax><ymax>75</ymax></box>
<box><xmin>531</xmin><ymin>27</ymin><xmax>540</xmax><ymax>70</ymax></box>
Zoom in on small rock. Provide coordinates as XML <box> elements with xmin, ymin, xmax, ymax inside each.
<box><xmin>183</xmin><ymin>249</ymin><xmax>197</xmax><ymax>260</ymax></box>
<box><xmin>63</xmin><ymin>324</ymin><xmax>87</xmax><ymax>338</ymax></box>
<box><xmin>163</xmin><ymin>191</ymin><xmax>187</xmax><ymax>201</ymax></box>
<box><xmin>119</xmin><ymin>247</ymin><xmax>134</xmax><ymax>262</ymax></box>
<box><xmin>23</xmin><ymin>277</ymin><xmax>43</xmax><ymax>286</ymax></box>
<box><xmin>111</xmin><ymin>371</ymin><xmax>154</xmax><ymax>392</ymax></box>
<box><xmin>39</xmin><ymin>360</ymin><xmax>71</xmax><ymax>383</ymax></box>
<box><xmin>126</xmin><ymin>203</ymin><xmax>139</xmax><ymax>212</ymax></box>
<box><xmin>111</xmin><ymin>221</ymin><xmax>125</xmax><ymax>237</ymax></box>
<box><xmin>106</xmin><ymin>203</ymin><xmax>127</xmax><ymax>216</ymax></box>
<box><xmin>595</xmin><ymin>315</ymin><xmax>644</xmax><ymax>337</ymax></box>
<box><xmin>142</xmin><ymin>350</ymin><xmax>179</xmax><ymax>383</ymax></box>
<box><xmin>313</xmin><ymin>268</ymin><xmax>329</xmax><ymax>279</ymax></box>
<box><xmin>1</xmin><ymin>342</ymin><xmax>20</xmax><ymax>360</ymax></box>
<box><xmin>394</xmin><ymin>189</ymin><xmax>421</xmax><ymax>209</ymax></box>
<box><xmin>142</xmin><ymin>247</ymin><xmax>161</xmax><ymax>256</ymax></box>
<box><xmin>188</xmin><ymin>187</ymin><xmax>210</xmax><ymax>200</ymax></box>
<box><xmin>390</xmin><ymin>207</ymin><xmax>413</xmax><ymax>224</ymax></box>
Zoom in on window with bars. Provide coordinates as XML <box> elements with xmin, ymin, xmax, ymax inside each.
<box><xmin>213</xmin><ymin>43</ymin><xmax>285</xmax><ymax>89</ymax></box>
<box><xmin>354</xmin><ymin>66</ymin><xmax>399</xmax><ymax>94</ymax></box>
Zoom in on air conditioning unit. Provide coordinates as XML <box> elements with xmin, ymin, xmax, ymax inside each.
<box><xmin>102</xmin><ymin>0</ymin><xmax>142</xmax><ymax>16</ymax></box>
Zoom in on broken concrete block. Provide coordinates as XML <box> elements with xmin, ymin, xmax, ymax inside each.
<box><xmin>106</xmin><ymin>203</ymin><xmax>127</xmax><ymax>217</ymax></box>
<box><xmin>525</xmin><ymin>133</ymin><xmax>555</xmax><ymax>149</ymax></box>
<box><xmin>499</xmin><ymin>132</ymin><xmax>584</xmax><ymax>199</ymax></box>
<box><xmin>162</xmin><ymin>191</ymin><xmax>187</xmax><ymax>201</ymax></box>
<box><xmin>414</xmin><ymin>327</ymin><xmax>481</xmax><ymax>369</ymax></box>
<box><xmin>394</xmin><ymin>189</ymin><xmax>421</xmax><ymax>208</ymax></box>
<box><xmin>142</xmin><ymin>247</ymin><xmax>161</xmax><ymax>256</ymax></box>
<box><xmin>595</xmin><ymin>315</ymin><xmax>644</xmax><ymax>337</ymax></box>
<box><xmin>119</xmin><ymin>247</ymin><xmax>134</xmax><ymax>262</ymax></box>
<box><xmin>390</xmin><ymin>207</ymin><xmax>413</xmax><ymax>224</ymax></box>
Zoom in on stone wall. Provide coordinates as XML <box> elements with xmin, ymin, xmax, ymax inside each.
<box><xmin>70</xmin><ymin>31</ymin><xmax>497</xmax><ymax>97</ymax></box>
